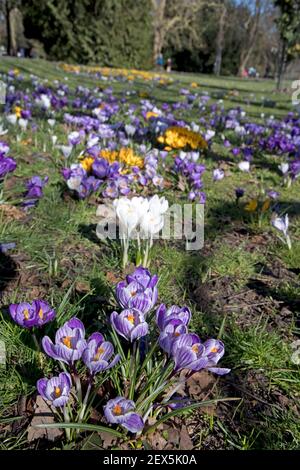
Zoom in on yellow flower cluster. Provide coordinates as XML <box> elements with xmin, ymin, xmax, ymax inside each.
<box><xmin>245</xmin><ymin>198</ymin><xmax>270</xmax><ymax>213</ymax></box>
<box><xmin>101</xmin><ymin>147</ymin><xmax>144</xmax><ymax>169</ymax></box>
<box><xmin>157</xmin><ymin>127</ymin><xmax>208</xmax><ymax>151</ymax></box>
<box><xmin>59</xmin><ymin>63</ymin><xmax>173</xmax><ymax>84</ymax></box>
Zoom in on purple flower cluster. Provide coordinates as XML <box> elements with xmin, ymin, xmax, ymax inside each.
<box><xmin>0</xmin><ymin>142</ymin><xmax>16</xmax><ymax>178</ymax></box>
<box><xmin>9</xmin><ymin>300</ymin><xmax>56</xmax><ymax>328</ymax></box>
<box><xmin>42</xmin><ymin>317</ymin><xmax>120</xmax><ymax>371</ymax></box>
<box><xmin>22</xmin><ymin>176</ymin><xmax>48</xmax><ymax>209</ymax></box>
<box><xmin>37</xmin><ymin>317</ymin><xmax>120</xmax><ymax>409</ymax></box>
<box><xmin>62</xmin><ymin>158</ymin><xmax>132</xmax><ymax>200</ymax></box>
<box><xmin>174</xmin><ymin>151</ymin><xmax>206</xmax><ymax>203</ymax></box>
<box><xmin>156</xmin><ymin>304</ymin><xmax>230</xmax><ymax>375</ymax></box>
<box><xmin>110</xmin><ymin>267</ymin><xmax>158</xmax><ymax>342</ymax></box>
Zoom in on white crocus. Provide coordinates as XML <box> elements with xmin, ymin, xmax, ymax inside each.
<box><xmin>148</xmin><ymin>194</ymin><xmax>169</xmax><ymax>216</ymax></box>
<box><xmin>114</xmin><ymin>198</ymin><xmax>140</xmax><ymax>237</ymax></box>
<box><xmin>271</xmin><ymin>214</ymin><xmax>291</xmax><ymax>249</ymax></box>
<box><xmin>6</xmin><ymin>114</ymin><xmax>17</xmax><ymax>125</ymax></box>
<box><xmin>67</xmin><ymin>177</ymin><xmax>82</xmax><ymax>191</ymax></box>
<box><xmin>51</xmin><ymin>135</ymin><xmax>58</xmax><ymax>146</ymax></box>
<box><xmin>59</xmin><ymin>145</ymin><xmax>73</xmax><ymax>159</ymax></box>
<box><xmin>125</xmin><ymin>124</ymin><xmax>136</xmax><ymax>136</ymax></box>
<box><xmin>19</xmin><ymin>118</ymin><xmax>28</xmax><ymax>130</ymax></box>
<box><xmin>112</xmin><ymin>195</ymin><xmax>169</xmax><ymax>269</ymax></box>
<box><xmin>47</xmin><ymin>119</ymin><xmax>56</xmax><ymax>127</ymax></box>
<box><xmin>278</xmin><ymin>162</ymin><xmax>289</xmax><ymax>175</ymax></box>
<box><xmin>238</xmin><ymin>161</ymin><xmax>250</xmax><ymax>172</ymax></box>
<box><xmin>36</xmin><ymin>94</ymin><xmax>51</xmax><ymax>109</ymax></box>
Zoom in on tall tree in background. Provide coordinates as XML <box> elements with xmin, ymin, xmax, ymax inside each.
<box><xmin>213</xmin><ymin>1</ymin><xmax>228</xmax><ymax>76</ymax></box>
<box><xmin>21</xmin><ymin>0</ymin><xmax>153</xmax><ymax>68</ymax></box>
<box><xmin>236</xmin><ymin>0</ymin><xmax>262</xmax><ymax>76</ymax></box>
<box><xmin>0</xmin><ymin>0</ymin><xmax>23</xmax><ymax>55</ymax></box>
<box><xmin>275</xmin><ymin>0</ymin><xmax>300</xmax><ymax>89</ymax></box>
<box><xmin>151</xmin><ymin>0</ymin><xmax>205</xmax><ymax>62</ymax></box>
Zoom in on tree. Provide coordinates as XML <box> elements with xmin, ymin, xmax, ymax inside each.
<box><xmin>213</xmin><ymin>1</ymin><xmax>228</xmax><ymax>75</ymax></box>
<box><xmin>236</xmin><ymin>0</ymin><xmax>263</xmax><ymax>76</ymax></box>
<box><xmin>0</xmin><ymin>0</ymin><xmax>22</xmax><ymax>55</ymax></box>
<box><xmin>20</xmin><ymin>0</ymin><xmax>153</xmax><ymax>68</ymax></box>
<box><xmin>150</xmin><ymin>0</ymin><xmax>206</xmax><ymax>63</ymax></box>
<box><xmin>274</xmin><ymin>0</ymin><xmax>300</xmax><ymax>89</ymax></box>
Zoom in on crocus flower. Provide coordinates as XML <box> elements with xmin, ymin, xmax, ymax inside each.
<box><xmin>213</xmin><ymin>168</ymin><xmax>224</xmax><ymax>181</ymax></box>
<box><xmin>156</xmin><ymin>304</ymin><xmax>191</xmax><ymax>331</ymax></box>
<box><xmin>235</xmin><ymin>188</ymin><xmax>244</xmax><ymax>199</ymax></box>
<box><xmin>0</xmin><ymin>154</ymin><xmax>17</xmax><ymax>178</ymax></box>
<box><xmin>171</xmin><ymin>334</ymin><xmax>230</xmax><ymax>375</ymax></box>
<box><xmin>116</xmin><ymin>266</ymin><xmax>158</xmax><ymax>314</ymax></box>
<box><xmin>37</xmin><ymin>372</ymin><xmax>72</xmax><ymax>408</ymax></box>
<box><xmin>238</xmin><ymin>161</ymin><xmax>250</xmax><ymax>172</ymax></box>
<box><xmin>278</xmin><ymin>162</ymin><xmax>289</xmax><ymax>175</ymax></box>
<box><xmin>110</xmin><ymin>309</ymin><xmax>149</xmax><ymax>342</ymax></box>
<box><xmin>32</xmin><ymin>300</ymin><xmax>56</xmax><ymax>326</ymax></box>
<box><xmin>0</xmin><ymin>242</ymin><xmax>16</xmax><ymax>253</ymax></box>
<box><xmin>271</xmin><ymin>213</ymin><xmax>291</xmax><ymax>249</ymax></box>
<box><xmin>104</xmin><ymin>397</ymin><xmax>144</xmax><ymax>433</ymax></box>
<box><xmin>9</xmin><ymin>300</ymin><xmax>56</xmax><ymax>328</ymax></box>
<box><xmin>159</xmin><ymin>319</ymin><xmax>188</xmax><ymax>355</ymax></box>
<box><xmin>42</xmin><ymin>317</ymin><xmax>87</xmax><ymax>364</ymax></box>
<box><xmin>9</xmin><ymin>302</ymin><xmax>37</xmax><ymax>328</ymax></box>
<box><xmin>82</xmin><ymin>332</ymin><xmax>120</xmax><ymax>375</ymax></box>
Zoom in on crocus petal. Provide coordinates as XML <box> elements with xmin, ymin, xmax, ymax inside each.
<box><xmin>122</xmin><ymin>412</ymin><xmax>144</xmax><ymax>433</ymax></box>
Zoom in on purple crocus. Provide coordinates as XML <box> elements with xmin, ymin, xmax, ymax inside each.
<box><xmin>235</xmin><ymin>188</ymin><xmax>245</xmax><ymax>199</ymax></box>
<box><xmin>116</xmin><ymin>266</ymin><xmax>158</xmax><ymax>315</ymax></box>
<box><xmin>156</xmin><ymin>304</ymin><xmax>191</xmax><ymax>331</ymax></box>
<box><xmin>0</xmin><ymin>154</ymin><xmax>17</xmax><ymax>178</ymax></box>
<box><xmin>92</xmin><ymin>158</ymin><xmax>109</xmax><ymax>179</ymax></box>
<box><xmin>171</xmin><ymin>334</ymin><xmax>230</xmax><ymax>375</ymax></box>
<box><xmin>32</xmin><ymin>300</ymin><xmax>56</xmax><ymax>326</ymax></box>
<box><xmin>82</xmin><ymin>332</ymin><xmax>120</xmax><ymax>375</ymax></box>
<box><xmin>9</xmin><ymin>302</ymin><xmax>36</xmax><ymax>328</ymax></box>
<box><xmin>37</xmin><ymin>372</ymin><xmax>72</xmax><ymax>408</ymax></box>
<box><xmin>23</xmin><ymin>176</ymin><xmax>48</xmax><ymax>208</ymax></box>
<box><xmin>9</xmin><ymin>300</ymin><xmax>56</xmax><ymax>328</ymax></box>
<box><xmin>42</xmin><ymin>317</ymin><xmax>87</xmax><ymax>364</ymax></box>
<box><xmin>110</xmin><ymin>309</ymin><xmax>149</xmax><ymax>342</ymax></box>
<box><xmin>104</xmin><ymin>397</ymin><xmax>144</xmax><ymax>433</ymax></box>
<box><xmin>159</xmin><ymin>319</ymin><xmax>188</xmax><ymax>355</ymax></box>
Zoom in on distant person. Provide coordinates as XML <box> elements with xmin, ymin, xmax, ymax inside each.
<box><xmin>166</xmin><ymin>57</ymin><xmax>172</xmax><ymax>73</ymax></box>
<box><xmin>248</xmin><ymin>67</ymin><xmax>257</xmax><ymax>78</ymax></box>
<box><xmin>156</xmin><ymin>53</ymin><xmax>164</xmax><ymax>71</ymax></box>
<box><xmin>241</xmin><ymin>67</ymin><xmax>248</xmax><ymax>78</ymax></box>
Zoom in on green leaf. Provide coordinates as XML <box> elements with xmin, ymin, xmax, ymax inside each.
<box><xmin>34</xmin><ymin>422</ymin><xmax>124</xmax><ymax>438</ymax></box>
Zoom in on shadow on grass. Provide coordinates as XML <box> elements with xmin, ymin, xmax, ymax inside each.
<box><xmin>0</xmin><ymin>252</ymin><xmax>18</xmax><ymax>297</ymax></box>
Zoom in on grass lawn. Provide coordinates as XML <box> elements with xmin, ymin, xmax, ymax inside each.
<box><xmin>0</xmin><ymin>57</ymin><xmax>299</xmax><ymax>450</ymax></box>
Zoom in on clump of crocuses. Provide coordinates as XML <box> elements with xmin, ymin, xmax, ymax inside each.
<box><xmin>34</xmin><ymin>266</ymin><xmax>229</xmax><ymax>441</ymax></box>
<box><xmin>9</xmin><ymin>299</ymin><xmax>56</xmax><ymax>328</ymax></box>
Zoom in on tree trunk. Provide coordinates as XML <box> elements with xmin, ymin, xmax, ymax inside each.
<box><xmin>276</xmin><ymin>40</ymin><xmax>287</xmax><ymax>91</ymax></box>
<box><xmin>214</xmin><ymin>5</ymin><xmax>227</xmax><ymax>76</ymax></box>
<box><xmin>5</xmin><ymin>0</ymin><xmax>11</xmax><ymax>55</ymax></box>
<box><xmin>10</xmin><ymin>8</ymin><xmax>18</xmax><ymax>56</ymax></box>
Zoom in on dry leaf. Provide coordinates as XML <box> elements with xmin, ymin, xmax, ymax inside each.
<box><xmin>27</xmin><ymin>396</ymin><xmax>62</xmax><ymax>442</ymax></box>
<box><xmin>0</xmin><ymin>204</ymin><xmax>26</xmax><ymax>222</ymax></box>
<box><xmin>179</xmin><ymin>426</ymin><xmax>193</xmax><ymax>450</ymax></box>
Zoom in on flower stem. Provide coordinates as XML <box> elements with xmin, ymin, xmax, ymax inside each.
<box><xmin>63</xmin><ymin>405</ymin><xmax>71</xmax><ymax>441</ymax></box>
